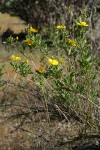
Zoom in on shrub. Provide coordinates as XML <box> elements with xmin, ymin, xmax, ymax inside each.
<box><xmin>1</xmin><ymin>9</ymin><xmax>100</xmax><ymax>137</ymax></box>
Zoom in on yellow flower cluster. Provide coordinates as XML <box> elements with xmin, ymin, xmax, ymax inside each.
<box><xmin>76</xmin><ymin>21</ymin><xmax>89</xmax><ymax>27</ymax></box>
<box><xmin>11</xmin><ymin>55</ymin><xmax>21</xmax><ymax>61</ymax></box>
<box><xmin>29</xmin><ymin>26</ymin><xmax>38</xmax><ymax>33</ymax></box>
<box><xmin>11</xmin><ymin>55</ymin><xmax>29</xmax><ymax>63</ymax></box>
<box><xmin>56</xmin><ymin>25</ymin><xmax>66</xmax><ymax>29</ymax></box>
<box><xmin>48</xmin><ymin>58</ymin><xmax>59</xmax><ymax>65</ymax></box>
<box><xmin>23</xmin><ymin>38</ymin><xmax>33</xmax><ymax>46</ymax></box>
<box><xmin>48</xmin><ymin>56</ymin><xmax>63</xmax><ymax>65</ymax></box>
<box><xmin>67</xmin><ymin>38</ymin><xmax>77</xmax><ymax>46</ymax></box>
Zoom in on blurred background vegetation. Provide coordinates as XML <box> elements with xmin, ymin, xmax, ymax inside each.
<box><xmin>0</xmin><ymin>0</ymin><xmax>100</xmax><ymax>28</ymax></box>
<box><xmin>0</xmin><ymin>0</ymin><xmax>99</xmax><ymax>28</ymax></box>
<box><xmin>0</xmin><ymin>0</ymin><xmax>100</xmax><ymax>50</ymax></box>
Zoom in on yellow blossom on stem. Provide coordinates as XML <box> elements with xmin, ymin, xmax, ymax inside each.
<box><xmin>29</xmin><ymin>26</ymin><xmax>38</xmax><ymax>33</ymax></box>
<box><xmin>58</xmin><ymin>58</ymin><xmax>63</xmax><ymax>63</ymax></box>
<box><xmin>76</xmin><ymin>21</ymin><xmax>89</xmax><ymax>27</ymax></box>
<box><xmin>11</xmin><ymin>55</ymin><xmax>16</xmax><ymax>60</ymax></box>
<box><xmin>25</xmin><ymin>59</ymin><xmax>29</xmax><ymax>63</ymax></box>
<box><xmin>48</xmin><ymin>58</ymin><xmax>58</xmax><ymax>66</ymax></box>
<box><xmin>11</xmin><ymin>55</ymin><xmax>21</xmax><ymax>61</ymax></box>
<box><xmin>15</xmin><ymin>57</ymin><xmax>21</xmax><ymax>61</ymax></box>
<box><xmin>16</xmin><ymin>36</ymin><xmax>19</xmax><ymax>40</ymax></box>
<box><xmin>23</xmin><ymin>38</ymin><xmax>33</xmax><ymax>46</ymax></box>
<box><xmin>67</xmin><ymin>38</ymin><xmax>77</xmax><ymax>46</ymax></box>
<box><xmin>38</xmin><ymin>67</ymin><xmax>45</xmax><ymax>73</ymax></box>
<box><xmin>56</xmin><ymin>25</ymin><xmax>66</xmax><ymax>29</ymax></box>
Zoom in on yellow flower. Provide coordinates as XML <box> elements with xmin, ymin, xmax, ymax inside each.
<box><xmin>25</xmin><ymin>59</ymin><xmax>29</xmax><ymax>63</ymax></box>
<box><xmin>76</xmin><ymin>21</ymin><xmax>89</xmax><ymax>27</ymax></box>
<box><xmin>23</xmin><ymin>38</ymin><xmax>33</xmax><ymax>46</ymax></box>
<box><xmin>11</xmin><ymin>55</ymin><xmax>21</xmax><ymax>61</ymax></box>
<box><xmin>67</xmin><ymin>38</ymin><xmax>77</xmax><ymax>46</ymax></box>
<box><xmin>56</xmin><ymin>25</ymin><xmax>66</xmax><ymax>29</ymax></box>
<box><xmin>38</xmin><ymin>67</ymin><xmax>45</xmax><ymax>73</ymax></box>
<box><xmin>15</xmin><ymin>57</ymin><xmax>21</xmax><ymax>61</ymax></box>
<box><xmin>16</xmin><ymin>36</ymin><xmax>19</xmax><ymax>40</ymax></box>
<box><xmin>58</xmin><ymin>58</ymin><xmax>63</xmax><ymax>63</ymax></box>
<box><xmin>11</xmin><ymin>55</ymin><xmax>16</xmax><ymax>60</ymax></box>
<box><xmin>48</xmin><ymin>58</ymin><xmax>58</xmax><ymax>65</ymax></box>
<box><xmin>29</xmin><ymin>26</ymin><xmax>38</xmax><ymax>33</ymax></box>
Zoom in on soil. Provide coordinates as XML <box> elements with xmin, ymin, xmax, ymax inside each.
<box><xmin>0</xmin><ymin>13</ymin><xmax>26</xmax><ymax>34</ymax></box>
<box><xmin>0</xmin><ymin>112</ymin><xmax>100</xmax><ymax>150</ymax></box>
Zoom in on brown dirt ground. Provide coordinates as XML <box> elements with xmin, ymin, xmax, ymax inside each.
<box><xmin>0</xmin><ymin>13</ymin><xmax>26</xmax><ymax>34</ymax></box>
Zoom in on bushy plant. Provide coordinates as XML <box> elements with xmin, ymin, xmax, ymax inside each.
<box><xmin>1</xmin><ymin>10</ymin><xmax>100</xmax><ymax>136</ymax></box>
